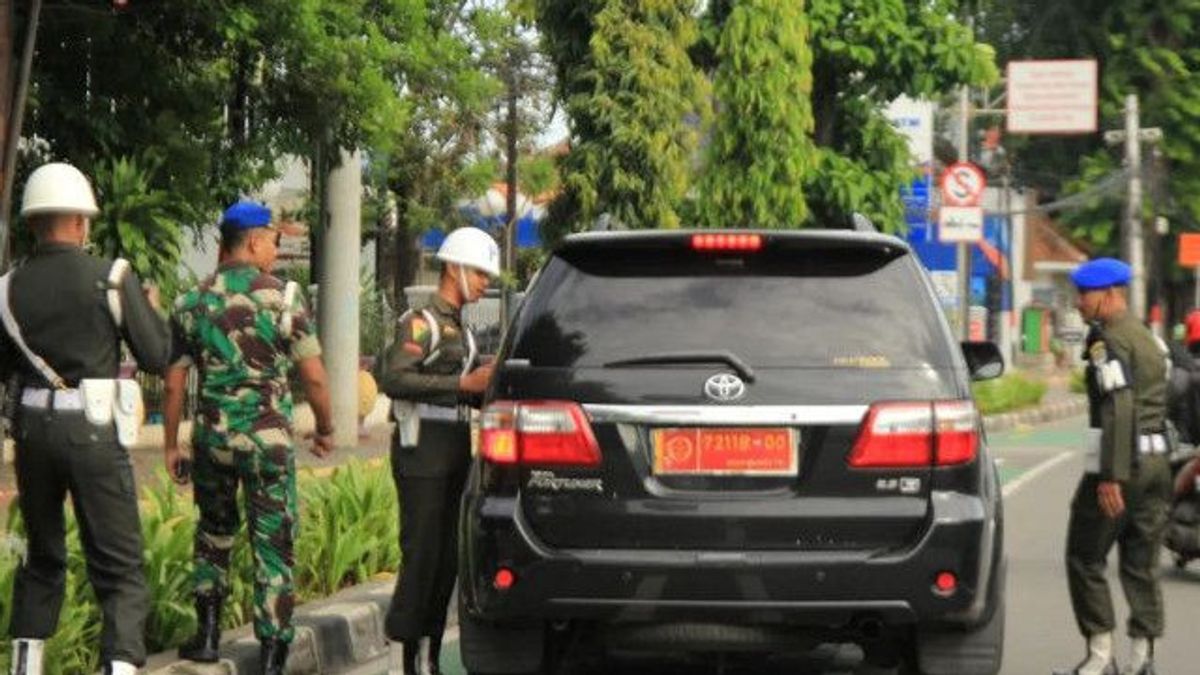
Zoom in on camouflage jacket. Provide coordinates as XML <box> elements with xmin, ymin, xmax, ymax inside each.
<box><xmin>170</xmin><ymin>263</ymin><xmax>321</xmax><ymax>445</ymax></box>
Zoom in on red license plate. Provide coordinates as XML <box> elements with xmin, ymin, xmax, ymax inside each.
<box><xmin>651</xmin><ymin>428</ymin><xmax>798</xmax><ymax>476</ymax></box>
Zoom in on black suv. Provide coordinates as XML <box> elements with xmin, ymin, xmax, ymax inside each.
<box><xmin>459</xmin><ymin>230</ymin><xmax>1006</xmax><ymax>674</ymax></box>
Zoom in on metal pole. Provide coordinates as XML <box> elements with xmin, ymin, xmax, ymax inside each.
<box><xmin>319</xmin><ymin>149</ymin><xmax>362</xmax><ymax>449</ymax></box>
<box><xmin>0</xmin><ymin>0</ymin><xmax>43</xmax><ymax>271</ymax></box>
<box><xmin>1193</xmin><ymin>266</ymin><xmax>1199</xmax><ymax>311</ymax></box>
<box><xmin>1124</xmin><ymin>94</ymin><xmax>1145</xmax><ymax>321</ymax></box>
<box><xmin>956</xmin><ymin>82</ymin><xmax>972</xmax><ymax>340</ymax></box>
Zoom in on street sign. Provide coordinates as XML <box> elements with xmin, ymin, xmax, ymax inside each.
<box><xmin>1179</xmin><ymin>233</ymin><xmax>1200</xmax><ymax>267</ymax></box>
<box><xmin>1007</xmin><ymin>59</ymin><xmax>1099</xmax><ymax>134</ymax></box>
<box><xmin>940</xmin><ymin>162</ymin><xmax>987</xmax><ymax>207</ymax></box>
<box><xmin>885</xmin><ymin>96</ymin><xmax>935</xmax><ymax>165</ymax></box>
<box><xmin>938</xmin><ymin>206</ymin><xmax>984</xmax><ymax>243</ymax></box>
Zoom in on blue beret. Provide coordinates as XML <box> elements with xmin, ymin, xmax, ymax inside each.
<box><xmin>1070</xmin><ymin>258</ymin><xmax>1132</xmax><ymax>291</ymax></box>
<box><xmin>219</xmin><ymin>201</ymin><xmax>272</xmax><ymax>230</ymax></box>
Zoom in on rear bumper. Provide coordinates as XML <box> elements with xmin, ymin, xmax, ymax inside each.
<box><xmin>460</xmin><ymin>488</ymin><xmax>1001</xmax><ymax>632</ymax></box>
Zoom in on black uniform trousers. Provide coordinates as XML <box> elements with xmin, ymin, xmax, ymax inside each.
<box><xmin>1066</xmin><ymin>454</ymin><xmax>1172</xmax><ymax>639</ymax></box>
<box><xmin>386</xmin><ymin>420</ymin><xmax>470</xmax><ymax>643</ymax></box>
<box><xmin>8</xmin><ymin>407</ymin><xmax>148</xmax><ymax>665</ymax></box>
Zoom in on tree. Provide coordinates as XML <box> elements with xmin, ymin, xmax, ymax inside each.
<box><xmin>977</xmin><ymin>0</ymin><xmax>1200</xmax><ymax>255</ymax></box>
<box><xmin>19</xmin><ymin>0</ymin><xmax>430</xmax><ymax>281</ymax></box>
<box><xmin>536</xmin><ymin>0</ymin><xmax>710</xmax><ymax>234</ymax></box>
<box><xmin>804</xmin><ymin>0</ymin><xmax>996</xmax><ymax>229</ymax></box>
<box><xmin>696</xmin><ymin>0</ymin><xmax>816</xmax><ymax>228</ymax></box>
<box><xmin>371</xmin><ymin>1</ymin><xmax>507</xmax><ymax>312</ymax></box>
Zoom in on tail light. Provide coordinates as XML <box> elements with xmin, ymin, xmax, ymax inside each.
<box><xmin>691</xmin><ymin>233</ymin><xmax>763</xmax><ymax>252</ymax></box>
<box><xmin>848</xmin><ymin>401</ymin><xmax>979</xmax><ymax>468</ymax></box>
<box><xmin>481</xmin><ymin>401</ymin><xmax>601</xmax><ymax>467</ymax></box>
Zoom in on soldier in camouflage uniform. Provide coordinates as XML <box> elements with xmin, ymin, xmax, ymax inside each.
<box><xmin>162</xmin><ymin>201</ymin><xmax>335</xmax><ymax>675</ymax></box>
<box><xmin>377</xmin><ymin>227</ymin><xmax>499</xmax><ymax>675</ymax></box>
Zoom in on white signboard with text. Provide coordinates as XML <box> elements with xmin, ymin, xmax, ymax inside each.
<box><xmin>885</xmin><ymin>96</ymin><xmax>935</xmax><ymax>165</ymax></box>
<box><xmin>1007</xmin><ymin>60</ymin><xmax>1099</xmax><ymax>134</ymax></box>
<box><xmin>938</xmin><ymin>206</ymin><xmax>985</xmax><ymax>243</ymax></box>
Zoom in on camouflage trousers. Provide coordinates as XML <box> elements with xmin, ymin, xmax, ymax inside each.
<box><xmin>192</xmin><ymin>427</ymin><xmax>298</xmax><ymax>643</ymax></box>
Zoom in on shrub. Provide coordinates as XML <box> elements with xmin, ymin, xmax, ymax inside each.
<box><xmin>972</xmin><ymin>372</ymin><xmax>1049</xmax><ymax>415</ymax></box>
<box><xmin>0</xmin><ymin>459</ymin><xmax>399</xmax><ymax>672</ymax></box>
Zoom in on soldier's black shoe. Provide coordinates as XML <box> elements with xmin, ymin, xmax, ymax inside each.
<box><xmin>260</xmin><ymin>638</ymin><xmax>289</xmax><ymax>675</ymax></box>
<box><xmin>178</xmin><ymin>594</ymin><xmax>223</xmax><ymax>663</ymax></box>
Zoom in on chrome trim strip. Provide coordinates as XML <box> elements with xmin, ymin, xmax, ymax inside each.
<box><xmin>583</xmin><ymin>404</ymin><xmax>868</xmax><ymax>426</ymax></box>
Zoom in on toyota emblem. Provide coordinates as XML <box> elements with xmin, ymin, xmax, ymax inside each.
<box><xmin>704</xmin><ymin>373</ymin><xmax>746</xmax><ymax>402</ymax></box>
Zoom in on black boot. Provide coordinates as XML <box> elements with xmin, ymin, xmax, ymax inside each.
<box><xmin>427</xmin><ymin>636</ymin><xmax>443</xmax><ymax>675</ymax></box>
<box><xmin>178</xmin><ymin>594</ymin><xmax>223</xmax><ymax>662</ymax></box>
<box><xmin>260</xmin><ymin>638</ymin><xmax>289</xmax><ymax>675</ymax></box>
<box><xmin>402</xmin><ymin>640</ymin><xmax>421</xmax><ymax>675</ymax></box>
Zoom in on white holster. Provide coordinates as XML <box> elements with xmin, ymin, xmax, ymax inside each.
<box><xmin>80</xmin><ymin>379</ymin><xmax>144</xmax><ymax>449</ymax></box>
<box><xmin>393</xmin><ymin>400</ymin><xmax>421</xmax><ymax>447</ymax></box>
<box><xmin>1083</xmin><ymin>428</ymin><xmax>1102</xmax><ymax>474</ymax></box>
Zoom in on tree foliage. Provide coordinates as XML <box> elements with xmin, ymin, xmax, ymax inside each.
<box><xmin>696</xmin><ymin>0</ymin><xmax>816</xmax><ymax>228</ymax></box>
<box><xmin>20</xmin><ymin>0</ymin><xmax>427</xmax><ymax>283</ymax></box>
<box><xmin>799</xmin><ymin>0</ymin><xmax>997</xmax><ymax>229</ymax></box>
<box><xmin>536</xmin><ymin>0</ymin><xmax>710</xmax><ymax>234</ymax></box>
<box><xmin>977</xmin><ymin>0</ymin><xmax>1200</xmax><ymax>253</ymax></box>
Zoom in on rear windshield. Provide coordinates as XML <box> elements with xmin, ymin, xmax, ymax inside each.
<box><xmin>509</xmin><ymin>244</ymin><xmax>956</xmax><ymax>369</ymax></box>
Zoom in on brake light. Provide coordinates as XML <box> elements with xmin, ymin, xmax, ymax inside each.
<box><xmin>691</xmin><ymin>233</ymin><xmax>763</xmax><ymax>252</ymax></box>
<box><xmin>481</xmin><ymin>401</ymin><xmax>602</xmax><ymax>467</ymax></box>
<box><xmin>933</xmin><ymin>400</ymin><xmax>979</xmax><ymax>465</ymax></box>
<box><xmin>848</xmin><ymin>401</ymin><xmax>979</xmax><ymax>468</ymax></box>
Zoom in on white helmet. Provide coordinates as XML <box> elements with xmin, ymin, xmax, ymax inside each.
<box><xmin>21</xmin><ymin>162</ymin><xmax>100</xmax><ymax>218</ymax></box>
<box><xmin>436</xmin><ymin>227</ymin><xmax>501</xmax><ymax>278</ymax></box>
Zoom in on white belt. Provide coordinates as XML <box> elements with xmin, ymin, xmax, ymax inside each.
<box><xmin>416</xmin><ymin>403</ymin><xmax>461</xmax><ymax>421</ymax></box>
<box><xmin>1138</xmin><ymin>433</ymin><xmax>1168</xmax><ymax>455</ymax></box>
<box><xmin>21</xmin><ymin>387</ymin><xmax>85</xmax><ymax>411</ymax></box>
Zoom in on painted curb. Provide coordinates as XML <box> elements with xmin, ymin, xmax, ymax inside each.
<box><xmin>144</xmin><ymin>581</ymin><xmax>395</xmax><ymax>675</ymax></box>
<box><xmin>982</xmin><ymin>395</ymin><xmax>1087</xmax><ymax>434</ymax></box>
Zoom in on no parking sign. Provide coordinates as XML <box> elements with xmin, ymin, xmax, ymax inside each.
<box><xmin>940</xmin><ymin>162</ymin><xmax>986</xmax><ymax>207</ymax></box>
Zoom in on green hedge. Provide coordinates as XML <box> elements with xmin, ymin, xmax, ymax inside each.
<box><xmin>0</xmin><ymin>459</ymin><xmax>399</xmax><ymax>672</ymax></box>
<box><xmin>971</xmin><ymin>373</ymin><xmax>1048</xmax><ymax>415</ymax></box>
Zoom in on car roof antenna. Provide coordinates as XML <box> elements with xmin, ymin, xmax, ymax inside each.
<box><xmin>851</xmin><ymin>212</ymin><xmax>878</xmax><ymax>233</ymax></box>
<box><xmin>592</xmin><ymin>213</ymin><xmax>628</xmax><ymax>232</ymax></box>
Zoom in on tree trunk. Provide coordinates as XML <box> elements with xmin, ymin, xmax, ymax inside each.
<box><xmin>811</xmin><ymin>60</ymin><xmax>838</xmax><ymax>148</ymax></box>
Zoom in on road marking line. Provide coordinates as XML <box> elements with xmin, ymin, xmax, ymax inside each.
<box><xmin>1002</xmin><ymin>450</ymin><xmax>1074</xmax><ymax>498</ymax></box>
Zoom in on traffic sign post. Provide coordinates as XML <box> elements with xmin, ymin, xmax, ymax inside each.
<box><xmin>938</xmin><ymin>206</ymin><xmax>985</xmax><ymax>243</ymax></box>
<box><xmin>940</xmin><ymin>162</ymin><xmax>987</xmax><ymax>340</ymax></box>
<box><xmin>940</xmin><ymin>162</ymin><xmax>987</xmax><ymax>207</ymax></box>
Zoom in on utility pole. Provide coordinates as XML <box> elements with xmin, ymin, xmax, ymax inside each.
<box><xmin>1104</xmin><ymin>94</ymin><xmax>1162</xmax><ymax>323</ymax></box>
<box><xmin>1124</xmin><ymin>94</ymin><xmax>1145</xmax><ymax>321</ymax></box>
<box><xmin>501</xmin><ymin>43</ymin><xmax>519</xmax><ymax>328</ymax></box>
<box><xmin>319</xmin><ymin>149</ymin><xmax>362</xmax><ymax>450</ymax></box>
<box><xmin>0</xmin><ymin>0</ymin><xmax>42</xmax><ymax>270</ymax></box>
<box><xmin>956</xmin><ymin>81</ymin><xmax>972</xmax><ymax>340</ymax></box>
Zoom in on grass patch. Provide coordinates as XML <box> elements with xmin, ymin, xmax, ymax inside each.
<box><xmin>972</xmin><ymin>372</ymin><xmax>1048</xmax><ymax>415</ymax></box>
<box><xmin>0</xmin><ymin>458</ymin><xmax>398</xmax><ymax>672</ymax></box>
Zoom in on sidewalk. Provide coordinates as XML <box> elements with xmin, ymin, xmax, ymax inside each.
<box><xmin>138</xmin><ymin>376</ymin><xmax>1088</xmax><ymax>674</ymax></box>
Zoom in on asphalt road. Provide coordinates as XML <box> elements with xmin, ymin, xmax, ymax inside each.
<box><xmin>349</xmin><ymin>416</ymin><xmax>1200</xmax><ymax>674</ymax></box>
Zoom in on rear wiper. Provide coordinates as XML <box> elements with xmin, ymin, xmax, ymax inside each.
<box><xmin>603</xmin><ymin>350</ymin><xmax>756</xmax><ymax>383</ymax></box>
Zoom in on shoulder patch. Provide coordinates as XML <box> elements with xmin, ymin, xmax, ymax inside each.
<box><xmin>411</xmin><ymin>316</ymin><xmax>430</xmax><ymax>343</ymax></box>
<box><xmin>1089</xmin><ymin>340</ymin><xmax>1108</xmax><ymax>367</ymax></box>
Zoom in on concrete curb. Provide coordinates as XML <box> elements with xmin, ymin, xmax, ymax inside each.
<box><xmin>982</xmin><ymin>394</ymin><xmax>1088</xmax><ymax>434</ymax></box>
<box><xmin>143</xmin><ymin>581</ymin><xmax>395</xmax><ymax>675</ymax></box>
